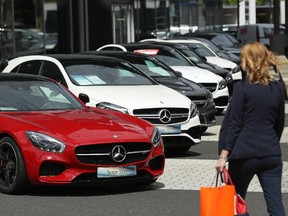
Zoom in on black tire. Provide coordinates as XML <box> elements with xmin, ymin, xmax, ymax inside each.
<box><xmin>216</xmin><ymin>108</ymin><xmax>224</xmax><ymax>114</ymax></box>
<box><xmin>0</xmin><ymin>137</ymin><xmax>28</xmax><ymax>194</ymax></box>
<box><xmin>200</xmin><ymin>126</ymin><xmax>208</xmax><ymax>134</ymax></box>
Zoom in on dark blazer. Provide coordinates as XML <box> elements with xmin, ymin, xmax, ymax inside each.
<box><xmin>218</xmin><ymin>79</ymin><xmax>285</xmax><ymax>160</ymax></box>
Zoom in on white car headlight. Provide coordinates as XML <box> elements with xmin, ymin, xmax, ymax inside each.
<box><xmin>190</xmin><ymin>102</ymin><xmax>198</xmax><ymax>118</ymax></box>
<box><xmin>225</xmin><ymin>73</ymin><xmax>233</xmax><ymax>83</ymax></box>
<box><xmin>232</xmin><ymin>65</ymin><xmax>241</xmax><ymax>74</ymax></box>
<box><xmin>151</xmin><ymin>127</ymin><xmax>162</xmax><ymax>147</ymax></box>
<box><xmin>26</xmin><ymin>131</ymin><xmax>66</xmax><ymax>153</ymax></box>
<box><xmin>218</xmin><ymin>79</ymin><xmax>227</xmax><ymax>90</ymax></box>
<box><xmin>96</xmin><ymin>102</ymin><xmax>128</xmax><ymax>114</ymax></box>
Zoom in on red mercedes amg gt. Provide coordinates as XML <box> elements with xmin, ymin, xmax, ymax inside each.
<box><xmin>0</xmin><ymin>74</ymin><xmax>165</xmax><ymax>194</ymax></box>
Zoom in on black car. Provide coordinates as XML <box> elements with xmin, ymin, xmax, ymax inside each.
<box><xmin>194</xmin><ymin>32</ymin><xmax>241</xmax><ymax>56</ymax></box>
<box><xmin>141</xmin><ymin>41</ymin><xmax>234</xmax><ymax>94</ymax></box>
<box><xmin>82</xmin><ymin>50</ymin><xmax>217</xmax><ymax>133</ymax></box>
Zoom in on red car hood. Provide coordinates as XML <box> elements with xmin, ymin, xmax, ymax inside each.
<box><xmin>5</xmin><ymin>109</ymin><xmax>150</xmax><ymax>144</ymax></box>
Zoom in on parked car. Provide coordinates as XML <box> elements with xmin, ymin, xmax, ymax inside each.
<box><xmin>237</xmin><ymin>24</ymin><xmax>286</xmax><ymax>48</ymax></box>
<box><xmin>0</xmin><ymin>73</ymin><xmax>165</xmax><ymax>194</ymax></box>
<box><xmin>82</xmin><ymin>50</ymin><xmax>216</xmax><ymax>133</ymax></box>
<box><xmin>16</xmin><ymin>36</ymin><xmax>58</xmax><ymax>56</ymax></box>
<box><xmin>192</xmin><ymin>37</ymin><xmax>240</xmax><ymax>65</ymax></box>
<box><xmin>97</xmin><ymin>43</ymin><xmax>229</xmax><ymax>114</ymax></box>
<box><xmin>0</xmin><ymin>28</ymin><xmax>42</xmax><ymax>53</ymax></box>
<box><xmin>193</xmin><ymin>32</ymin><xmax>241</xmax><ymax>56</ymax></box>
<box><xmin>222</xmin><ymin>24</ymin><xmax>238</xmax><ymax>38</ymax></box>
<box><xmin>138</xmin><ymin>41</ymin><xmax>234</xmax><ymax>95</ymax></box>
<box><xmin>139</xmin><ymin>38</ymin><xmax>242</xmax><ymax>83</ymax></box>
<box><xmin>2</xmin><ymin>54</ymin><xmax>201</xmax><ymax>153</ymax></box>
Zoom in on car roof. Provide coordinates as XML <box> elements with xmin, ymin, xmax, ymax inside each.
<box><xmin>141</xmin><ymin>42</ymin><xmax>203</xmax><ymax>57</ymax></box>
<box><xmin>11</xmin><ymin>54</ymin><xmax>141</xmax><ymax>69</ymax></box>
<box><xmin>194</xmin><ymin>32</ymin><xmax>239</xmax><ymax>41</ymax></box>
<box><xmin>4</xmin><ymin>53</ymin><xmax>159</xmax><ymax>85</ymax></box>
<box><xmin>81</xmin><ymin>50</ymin><xmax>179</xmax><ymax>73</ymax></box>
<box><xmin>193</xmin><ymin>32</ymin><xmax>222</xmax><ymax>39</ymax></box>
<box><xmin>5</xmin><ymin>54</ymin><xmax>138</xmax><ymax>72</ymax></box>
<box><xmin>146</xmin><ymin>42</ymin><xmax>192</xmax><ymax>50</ymax></box>
<box><xmin>81</xmin><ymin>50</ymin><xmax>156</xmax><ymax>60</ymax></box>
<box><xmin>165</xmin><ymin>39</ymin><xmax>204</xmax><ymax>44</ymax></box>
<box><xmin>195</xmin><ymin>32</ymin><xmax>225</xmax><ymax>36</ymax></box>
<box><xmin>0</xmin><ymin>73</ymin><xmax>49</xmax><ymax>82</ymax></box>
<box><xmin>47</xmin><ymin>54</ymin><xmax>129</xmax><ymax>63</ymax></box>
<box><xmin>122</xmin><ymin>43</ymin><xmax>175</xmax><ymax>51</ymax></box>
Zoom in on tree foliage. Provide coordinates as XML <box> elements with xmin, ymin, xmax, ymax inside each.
<box><xmin>224</xmin><ymin>0</ymin><xmax>271</xmax><ymax>5</ymax></box>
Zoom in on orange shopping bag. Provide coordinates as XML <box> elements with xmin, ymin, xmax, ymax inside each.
<box><xmin>200</xmin><ymin>172</ymin><xmax>235</xmax><ymax>216</ymax></box>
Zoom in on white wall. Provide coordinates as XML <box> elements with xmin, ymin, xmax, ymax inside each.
<box><xmin>280</xmin><ymin>0</ymin><xmax>285</xmax><ymax>24</ymax></box>
<box><xmin>248</xmin><ymin>0</ymin><xmax>256</xmax><ymax>24</ymax></box>
<box><xmin>44</xmin><ymin>2</ymin><xmax>57</xmax><ymax>21</ymax></box>
<box><xmin>239</xmin><ymin>1</ymin><xmax>246</xmax><ymax>25</ymax></box>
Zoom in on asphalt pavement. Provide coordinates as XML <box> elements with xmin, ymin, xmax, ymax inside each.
<box><xmin>0</xmin><ymin>106</ymin><xmax>287</xmax><ymax>216</ymax></box>
<box><xmin>155</xmin><ymin>104</ymin><xmax>288</xmax><ymax>216</ymax></box>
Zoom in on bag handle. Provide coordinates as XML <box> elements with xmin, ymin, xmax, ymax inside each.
<box><xmin>212</xmin><ymin>171</ymin><xmax>223</xmax><ymax>187</ymax></box>
<box><xmin>214</xmin><ymin>167</ymin><xmax>234</xmax><ymax>187</ymax></box>
<box><xmin>220</xmin><ymin>167</ymin><xmax>235</xmax><ymax>186</ymax></box>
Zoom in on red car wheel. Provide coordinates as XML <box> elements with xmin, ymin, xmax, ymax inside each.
<box><xmin>0</xmin><ymin>137</ymin><xmax>28</xmax><ymax>194</ymax></box>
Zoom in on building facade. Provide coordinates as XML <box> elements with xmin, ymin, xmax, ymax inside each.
<box><xmin>0</xmin><ymin>0</ymin><xmax>286</xmax><ymax>60</ymax></box>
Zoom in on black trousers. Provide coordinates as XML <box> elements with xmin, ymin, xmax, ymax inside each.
<box><xmin>229</xmin><ymin>156</ymin><xmax>286</xmax><ymax>216</ymax></box>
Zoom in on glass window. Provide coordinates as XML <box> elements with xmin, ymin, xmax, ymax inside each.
<box><xmin>9</xmin><ymin>65</ymin><xmax>20</xmax><ymax>73</ymax></box>
<box><xmin>154</xmin><ymin>49</ymin><xmax>192</xmax><ymax>67</ymax></box>
<box><xmin>0</xmin><ymin>0</ymin><xmax>58</xmax><ymax>60</ymax></box>
<box><xmin>211</xmin><ymin>35</ymin><xmax>234</xmax><ymax>47</ymax></box>
<box><xmin>18</xmin><ymin>60</ymin><xmax>42</xmax><ymax>75</ymax></box>
<box><xmin>137</xmin><ymin>59</ymin><xmax>172</xmax><ymax>77</ymax></box>
<box><xmin>0</xmin><ymin>80</ymin><xmax>82</xmax><ymax>111</ymax></box>
<box><xmin>39</xmin><ymin>61</ymin><xmax>67</xmax><ymax>87</ymax></box>
<box><xmin>178</xmin><ymin>48</ymin><xmax>202</xmax><ymax>63</ymax></box>
<box><xmin>186</xmin><ymin>43</ymin><xmax>216</xmax><ymax>57</ymax></box>
<box><xmin>64</xmin><ymin>61</ymin><xmax>155</xmax><ymax>86</ymax></box>
<box><xmin>112</xmin><ymin>4</ymin><xmax>134</xmax><ymax>43</ymax></box>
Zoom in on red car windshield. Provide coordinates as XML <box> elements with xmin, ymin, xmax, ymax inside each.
<box><xmin>0</xmin><ymin>81</ymin><xmax>83</xmax><ymax>111</ymax></box>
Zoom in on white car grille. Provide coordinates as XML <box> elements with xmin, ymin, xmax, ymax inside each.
<box><xmin>133</xmin><ymin>108</ymin><xmax>189</xmax><ymax>124</ymax></box>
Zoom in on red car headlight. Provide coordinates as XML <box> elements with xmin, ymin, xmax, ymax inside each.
<box><xmin>26</xmin><ymin>131</ymin><xmax>66</xmax><ymax>153</ymax></box>
<box><xmin>151</xmin><ymin>127</ymin><xmax>162</xmax><ymax>147</ymax></box>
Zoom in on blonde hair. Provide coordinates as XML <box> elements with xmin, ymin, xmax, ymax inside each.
<box><xmin>240</xmin><ymin>42</ymin><xmax>277</xmax><ymax>85</ymax></box>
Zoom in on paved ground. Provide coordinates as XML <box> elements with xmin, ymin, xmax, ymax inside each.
<box><xmin>157</xmin><ymin>105</ymin><xmax>288</xmax><ymax>193</ymax></box>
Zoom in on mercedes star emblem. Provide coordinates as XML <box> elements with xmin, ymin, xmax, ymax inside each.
<box><xmin>159</xmin><ymin>109</ymin><xmax>172</xmax><ymax>123</ymax></box>
<box><xmin>111</xmin><ymin>145</ymin><xmax>127</xmax><ymax>163</ymax></box>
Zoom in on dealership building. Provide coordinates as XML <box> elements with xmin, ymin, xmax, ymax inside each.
<box><xmin>0</xmin><ymin>0</ymin><xmax>287</xmax><ymax>60</ymax></box>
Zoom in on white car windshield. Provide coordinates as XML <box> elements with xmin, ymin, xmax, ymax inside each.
<box><xmin>186</xmin><ymin>43</ymin><xmax>216</xmax><ymax>57</ymax></box>
<box><xmin>124</xmin><ymin>58</ymin><xmax>178</xmax><ymax>79</ymax></box>
<box><xmin>64</xmin><ymin>62</ymin><xmax>155</xmax><ymax>86</ymax></box>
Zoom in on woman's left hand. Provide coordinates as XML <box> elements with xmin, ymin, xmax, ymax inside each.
<box><xmin>215</xmin><ymin>157</ymin><xmax>227</xmax><ymax>172</ymax></box>
<box><xmin>215</xmin><ymin>150</ymin><xmax>229</xmax><ymax>172</ymax></box>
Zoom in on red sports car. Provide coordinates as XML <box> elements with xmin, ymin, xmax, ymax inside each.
<box><xmin>0</xmin><ymin>74</ymin><xmax>165</xmax><ymax>194</ymax></box>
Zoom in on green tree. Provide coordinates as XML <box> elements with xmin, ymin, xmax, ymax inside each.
<box><xmin>224</xmin><ymin>0</ymin><xmax>271</xmax><ymax>5</ymax></box>
<box><xmin>224</xmin><ymin>0</ymin><xmax>238</xmax><ymax>5</ymax></box>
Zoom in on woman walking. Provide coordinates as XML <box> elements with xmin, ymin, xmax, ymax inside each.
<box><xmin>215</xmin><ymin>42</ymin><xmax>286</xmax><ymax>216</ymax></box>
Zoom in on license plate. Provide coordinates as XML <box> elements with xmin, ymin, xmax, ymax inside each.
<box><xmin>157</xmin><ymin>125</ymin><xmax>181</xmax><ymax>134</ymax></box>
<box><xmin>97</xmin><ymin>165</ymin><xmax>137</xmax><ymax>178</ymax></box>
